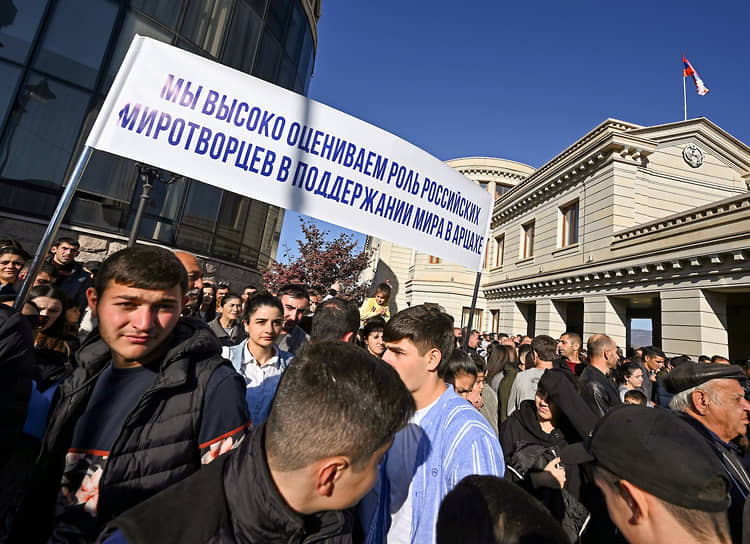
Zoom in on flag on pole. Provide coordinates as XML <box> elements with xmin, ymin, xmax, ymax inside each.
<box><xmin>682</xmin><ymin>55</ymin><xmax>709</xmax><ymax>95</ymax></box>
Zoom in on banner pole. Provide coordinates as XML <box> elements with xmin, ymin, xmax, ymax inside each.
<box><xmin>462</xmin><ymin>271</ymin><xmax>483</xmax><ymax>351</ymax></box>
<box><xmin>13</xmin><ymin>146</ymin><xmax>94</xmax><ymax>310</ymax></box>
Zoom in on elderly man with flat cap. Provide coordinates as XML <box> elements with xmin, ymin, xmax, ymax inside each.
<box><xmin>665</xmin><ymin>362</ymin><xmax>750</xmax><ymax>543</ymax></box>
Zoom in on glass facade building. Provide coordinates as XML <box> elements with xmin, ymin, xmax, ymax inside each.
<box><xmin>0</xmin><ymin>0</ymin><xmax>320</xmax><ymax>270</ymax></box>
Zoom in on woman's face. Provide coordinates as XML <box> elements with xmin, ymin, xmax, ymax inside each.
<box><xmin>535</xmin><ymin>389</ymin><xmax>560</xmax><ymax>424</ymax></box>
<box><xmin>32</xmin><ymin>295</ymin><xmax>63</xmax><ymax>332</ymax></box>
<box><xmin>221</xmin><ymin>297</ymin><xmax>242</xmax><ymax>323</ymax></box>
<box><xmin>65</xmin><ymin>305</ymin><xmax>80</xmax><ymax>324</ymax></box>
<box><xmin>245</xmin><ymin>305</ymin><xmax>283</xmax><ymax>350</ymax></box>
<box><xmin>0</xmin><ymin>253</ymin><xmax>24</xmax><ymax>284</ymax></box>
<box><xmin>366</xmin><ymin>329</ymin><xmax>385</xmax><ymax>357</ymax></box>
<box><xmin>627</xmin><ymin>369</ymin><xmax>644</xmax><ymax>389</ymax></box>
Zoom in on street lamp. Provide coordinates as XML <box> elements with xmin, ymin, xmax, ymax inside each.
<box><xmin>127</xmin><ymin>164</ymin><xmax>182</xmax><ymax>246</ymax></box>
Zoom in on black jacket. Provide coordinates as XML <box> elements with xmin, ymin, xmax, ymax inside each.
<box><xmin>10</xmin><ymin>318</ymin><xmax>248</xmax><ymax>544</ymax></box>
<box><xmin>100</xmin><ymin>423</ymin><xmax>354</xmax><ymax>544</ymax></box>
<box><xmin>578</xmin><ymin>365</ymin><xmax>621</xmax><ymax>417</ymax></box>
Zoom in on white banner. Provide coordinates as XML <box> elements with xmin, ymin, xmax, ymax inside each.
<box><xmin>87</xmin><ymin>36</ymin><xmax>492</xmax><ymax>270</ymax></box>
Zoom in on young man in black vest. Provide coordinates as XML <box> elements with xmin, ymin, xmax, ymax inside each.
<box><xmin>10</xmin><ymin>246</ymin><xmax>250</xmax><ymax>544</ymax></box>
<box><xmin>100</xmin><ymin>341</ymin><xmax>415</xmax><ymax>543</ymax></box>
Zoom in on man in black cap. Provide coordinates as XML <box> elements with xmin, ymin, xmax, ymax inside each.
<box><xmin>567</xmin><ymin>405</ymin><xmax>731</xmax><ymax>544</ymax></box>
<box><xmin>664</xmin><ymin>362</ymin><xmax>750</xmax><ymax>542</ymax></box>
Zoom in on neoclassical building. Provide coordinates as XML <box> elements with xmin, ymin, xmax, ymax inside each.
<box><xmin>366</xmin><ymin>117</ymin><xmax>750</xmax><ymax>360</ymax></box>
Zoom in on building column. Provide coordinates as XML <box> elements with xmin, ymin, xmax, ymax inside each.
<box><xmin>661</xmin><ymin>290</ymin><xmax>728</xmax><ymax>358</ymax></box>
<box><xmin>499</xmin><ymin>300</ymin><xmax>527</xmax><ymax>335</ymax></box>
<box><xmin>535</xmin><ymin>299</ymin><xmax>566</xmax><ymax>338</ymax></box>
<box><xmin>583</xmin><ymin>295</ymin><xmax>627</xmax><ymax>348</ymax></box>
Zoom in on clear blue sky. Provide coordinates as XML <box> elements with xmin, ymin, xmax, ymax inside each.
<box><xmin>278</xmin><ymin>0</ymin><xmax>750</xmax><ymax>261</ymax></box>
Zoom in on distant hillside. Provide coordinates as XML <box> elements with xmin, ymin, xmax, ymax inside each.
<box><xmin>630</xmin><ymin>329</ymin><xmax>652</xmax><ymax>348</ymax></box>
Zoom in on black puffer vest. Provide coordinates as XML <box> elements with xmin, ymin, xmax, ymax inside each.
<box><xmin>11</xmin><ymin>317</ymin><xmax>242</xmax><ymax>544</ymax></box>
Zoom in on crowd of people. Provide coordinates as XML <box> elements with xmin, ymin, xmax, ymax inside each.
<box><xmin>1</xmin><ymin>235</ymin><xmax>749</xmax><ymax>543</ymax></box>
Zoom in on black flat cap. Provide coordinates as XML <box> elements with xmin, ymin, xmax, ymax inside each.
<box><xmin>662</xmin><ymin>362</ymin><xmax>746</xmax><ymax>394</ymax></box>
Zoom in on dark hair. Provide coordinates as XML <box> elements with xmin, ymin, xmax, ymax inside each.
<box><xmin>384</xmin><ymin>305</ymin><xmax>454</xmax><ymax>363</ymax></box>
<box><xmin>518</xmin><ymin>344</ymin><xmax>533</xmax><ymax>368</ymax></box>
<box><xmin>38</xmin><ymin>263</ymin><xmax>59</xmax><ymax>279</ymax></box>
<box><xmin>219</xmin><ymin>293</ymin><xmax>242</xmax><ymax>307</ymax></box>
<box><xmin>670</xmin><ymin>355</ymin><xmax>692</xmax><ymax>368</ymax></box>
<box><xmin>471</xmin><ymin>353</ymin><xmax>486</xmax><ymax>374</ymax></box>
<box><xmin>216</xmin><ymin>281</ymin><xmax>230</xmax><ymax>290</ymax></box>
<box><xmin>710</xmin><ymin>355</ymin><xmax>730</xmax><ymax>364</ymax></box>
<box><xmin>242</xmin><ymin>284</ymin><xmax>258</xmax><ymax>292</ymax></box>
<box><xmin>614</xmin><ymin>362</ymin><xmax>643</xmax><ymax>385</ymax></box>
<box><xmin>623</xmin><ymin>389</ymin><xmax>648</xmax><ymax>405</ymax></box>
<box><xmin>439</xmin><ymin>349</ymin><xmax>478</xmax><ymax>382</ymax></box>
<box><xmin>362</xmin><ymin>316</ymin><xmax>386</xmax><ymax>339</ymax></box>
<box><xmin>698</xmin><ymin>355</ymin><xmax>711</xmax><ymax>363</ymax></box>
<box><xmin>561</xmin><ymin>331</ymin><xmax>581</xmax><ymax>348</ymax></box>
<box><xmin>530</xmin><ymin>335</ymin><xmax>557</xmax><ymax>363</ymax></box>
<box><xmin>53</xmin><ymin>236</ymin><xmax>79</xmax><ymax>248</ymax></box>
<box><xmin>486</xmin><ymin>344</ymin><xmax>517</xmax><ymax>386</ymax></box>
<box><xmin>642</xmin><ymin>346</ymin><xmax>666</xmax><ymax>359</ymax></box>
<box><xmin>0</xmin><ymin>244</ymin><xmax>26</xmax><ymax>260</ymax></box>
<box><xmin>311</xmin><ymin>297</ymin><xmax>360</xmax><ymax>341</ymax></box>
<box><xmin>276</xmin><ymin>283</ymin><xmax>309</xmax><ymax>301</ymax></box>
<box><xmin>243</xmin><ymin>293</ymin><xmax>283</xmax><ymax>321</ymax></box>
<box><xmin>95</xmin><ymin>246</ymin><xmax>188</xmax><ymax>296</ymax></box>
<box><xmin>374</xmin><ymin>282</ymin><xmax>391</xmax><ymax>296</ymax></box>
<box><xmin>28</xmin><ymin>284</ymin><xmax>69</xmax><ymax>338</ymax></box>
<box><xmin>266</xmin><ymin>340</ymin><xmax>415</xmax><ymax>470</ymax></box>
<box><xmin>436</xmin><ymin>475</ymin><xmax>568</xmax><ymax>544</ymax></box>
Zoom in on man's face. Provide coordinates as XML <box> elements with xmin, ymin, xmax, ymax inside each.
<box><xmin>702</xmin><ymin>379</ymin><xmax>750</xmax><ymax>442</ymax></box>
<box><xmin>216</xmin><ymin>287</ymin><xmax>230</xmax><ymax>304</ymax></box>
<box><xmin>201</xmin><ymin>287</ymin><xmax>214</xmax><ymax>305</ymax></box>
<box><xmin>644</xmin><ymin>354</ymin><xmax>665</xmax><ymax>372</ymax></box>
<box><xmin>280</xmin><ymin>294</ymin><xmax>309</xmax><ymax>332</ymax></box>
<box><xmin>557</xmin><ymin>334</ymin><xmax>578</xmax><ymax>359</ymax></box>
<box><xmin>175</xmin><ymin>252</ymin><xmax>203</xmax><ymax>290</ymax></box>
<box><xmin>241</xmin><ymin>288</ymin><xmax>255</xmax><ymax>302</ymax></box>
<box><xmin>383</xmin><ymin>338</ymin><xmax>434</xmax><ymax>396</ymax></box>
<box><xmin>89</xmin><ymin>280</ymin><xmax>182</xmax><ymax>368</ymax></box>
<box><xmin>453</xmin><ymin>370</ymin><xmax>476</xmax><ymax>400</ymax></box>
<box><xmin>468</xmin><ymin>332</ymin><xmax>479</xmax><ymax>349</ymax></box>
<box><xmin>52</xmin><ymin>242</ymin><xmax>79</xmax><ymax>266</ymax></box>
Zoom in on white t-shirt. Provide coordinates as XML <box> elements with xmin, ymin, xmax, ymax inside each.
<box><xmin>386</xmin><ymin>397</ymin><xmax>439</xmax><ymax>543</ymax></box>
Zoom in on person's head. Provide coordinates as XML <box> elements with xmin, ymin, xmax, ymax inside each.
<box><xmin>517</xmin><ymin>343</ymin><xmax>533</xmax><ymax>371</ymax></box>
<box><xmin>587</xmin><ymin>334</ymin><xmax>618</xmax><ymax>373</ymax></box>
<box><xmin>374</xmin><ymin>282</ymin><xmax>391</xmax><ymax>306</ymax></box>
<box><xmin>440</xmin><ymin>349</ymin><xmax>478</xmax><ymax>400</ymax></box>
<box><xmin>581</xmin><ymin>406</ymin><xmax>731</xmax><ymax>544</ymax></box>
<box><xmin>243</xmin><ymin>293</ymin><xmax>284</xmax><ymax>352</ymax></box>
<box><xmin>666</xmin><ymin>363</ymin><xmax>750</xmax><ymax>443</ymax></box>
<box><xmin>698</xmin><ymin>355</ymin><xmax>711</xmax><ymax>364</ymax></box>
<box><xmin>530</xmin><ymin>335</ymin><xmax>557</xmax><ymax>366</ymax></box>
<box><xmin>32</xmin><ymin>263</ymin><xmax>59</xmax><ymax>286</ymax></box>
<box><xmin>265</xmin><ymin>341</ymin><xmax>415</xmax><ymax>513</ymax></box>
<box><xmin>711</xmin><ymin>355</ymin><xmax>730</xmax><ymax>365</ymax></box>
<box><xmin>277</xmin><ymin>284</ymin><xmax>310</xmax><ymax>333</ymax></box>
<box><xmin>215</xmin><ymin>282</ymin><xmax>230</xmax><ymax>305</ymax></box>
<box><xmin>310</xmin><ymin>297</ymin><xmax>359</xmax><ymax>343</ymax></box>
<box><xmin>642</xmin><ymin>346</ymin><xmax>666</xmax><ymax>373</ymax></box>
<box><xmin>50</xmin><ymin>236</ymin><xmax>80</xmax><ymax>266</ymax></box>
<box><xmin>486</xmin><ymin>343</ymin><xmax>518</xmax><ymax>386</ymax></box>
<box><xmin>241</xmin><ymin>284</ymin><xmax>257</xmax><ymax>303</ymax></box>
<box><xmin>362</xmin><ymin>316</ymin><xmax>386</xmax><ymax>357</ymax></box>
<box><xmin>623</xmin><ymin>389</ymin><xmax>648</xmax><ymax>405</ymax></box>
<box><xmin>520</xmin><ymin>335</ymin><xmax>532</xmax><ymax>346</ymax></box>
<box><xmin>28</xmin><ymin>284</ymin><xmax>68</xmax><ymax>337</ymax></box>
<box><xmin>382</xmin><ymin>305</ymin><xmax>455</xmax><ymax>406</ymax></box>
<box><xmin>617</xmin><ymin>362</ymin><xmax>644</xmax><ymax>389</ymax></box>
<box><xmin>0</xmin><ymin>244</ymin><xmax>25</xmax><ymax>285</ymax></box>
<box><xmin>201</xmin><ymin>283</ymin><xmax>216</xmax><ymax>306</ymax></box>
<box><xmin>174</xmin><ymin>251</ymin><xmax>203</xmax><ymax>290</ymax></box>
<box><xmin>535</xmin><ymin>382</ymin><xmax>561</xmax><ymax>426</ymax></box>
<box><xmin>557</xmin><ymin>332</ymin><xmax>581</xmax><ymax>360</ymax></box>
<box><xmin>307</xmin><ymin>289</ymin><xmax>320</xmax><ymax>314</ymax></box>
<box><xmin>436</xmin><ymin>475</ymin><xmax>569</xmax><ymax>544</ymax></box>
<box><xmin>88</xmin><ymin>246</ymin><xmax>187</xmax><ymax>368</ymax></box>
<box><xmin>467</xmin><ymin>329</ymin><xmax>480</xmax><ymax>349</ymax></box>
<box><xmin>219</xmin><ymin>293</ymin><xmax>242</xmax><ymax>324</ymax></box>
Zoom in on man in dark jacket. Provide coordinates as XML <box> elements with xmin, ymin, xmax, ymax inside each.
<box><xmin>578</xmin><ymin>334</ymin><xmax>621</xmax><ymax>417</ymax></box>
<box><xmin>10</xmin><ymin>246</ymin><xmax>250</xmax><ymax>544</ymax></box>
<box><xmin>47</xmin><ymin>236</ymin><xmax>92</xmax><ymax>311</ymax></box>
<box><xmin>99</xmin><ymin>340</ymin><xmax>416</xmax><ymax>544</ymax></box>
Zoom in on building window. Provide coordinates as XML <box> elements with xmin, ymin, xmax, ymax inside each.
<box><xmin>495</xmin><ymin>234</ymin><xmax>504</xmax><ymax>267</ymax></box>
<box><xmin>495</xmin><ymin>183</ymin><xmax>512</xmax><ymax>200</ymax></box>
<box><xmin>522</xmin><ymin>221</ymin><xmax>534</xmax><ymax>259</ymax></box>
<box><xmin>491</xmin><ymin>310</ymin><xmax>499</xmax><ymax>333</ymax></box>
<box><xmin>561</xmin><ymin>201</ymin><xmax>579</xmax><ymax>247</ymax></box>
<box><xmin>429</xmin><ymin>256</ymin><xmax>440</xmax><ymax>264</ymax></box>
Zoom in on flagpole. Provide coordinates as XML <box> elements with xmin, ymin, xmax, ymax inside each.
<box><xmin>683</xmin><ymin>74</ymin><xmax>687</xmax><ymax>121</ymax></box>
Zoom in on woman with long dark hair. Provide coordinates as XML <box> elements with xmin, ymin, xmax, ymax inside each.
<box><xmin>29</xmin><ymin>285</ymin><xmax>74</xmax><ymax>391</ymax></box>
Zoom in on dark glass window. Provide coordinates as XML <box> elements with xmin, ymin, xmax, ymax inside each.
<box><xmin>33</xmin><ymin>0</ymin><xmax>119</xmax><ymax>89</ymax></box>
<box><xmin>0</xmin><ymin>73</ymin><xmax>90</xmax><ymax>188</ymax></box>
<box><xmin>278</xmin><ymin>57</ymin><xmax>296</xmax><ymax>90</ymax></box>
<box><xmin>176</xmin><ymin>180</ymin><xmax>221</xmax><ymax>253</ymax></box>
<box><xmin>298</xmin><ymin>27</ymin><xmax>313</xmax><ymax>84</ymax></box>
<box><xmin>104</xmin><ymin>12</ymin><xmax>173</xmax><ymax>91</ymax></box>
<box><xmin>0</xmin><ymin>61</ymin><xmax>23</xmax><ymax>130</ymax></box>
<box><xmin>78</xmin><ymin>150</ymin><xmax>138</xmax><ymax>202</ymax></box>
<box><xmin>214</xmin><ymin>192</ymin><xmax>250</xmax><ymax>260</ymax></box>
<box><xmin>0</xmin><ymin>0</ymin><xmax>48</xmax><ymax>64</ymax></box>
<box><xmin>250</xmin><ymin>0</ymin><xmax>268</xmax><ymax>17</ymax></box>
<box><xmin>254</xmin><ymin>31</ymin><xmax>280</xmax><ymax>82</ymax></box>
<box><xmin>182</xmin><ymin>0</ymin><xmax>233</xmax><ymax>57</ymax></box>
<box><xmin>266</xmin><ymin>0</ymin><xmax>290</xmax><ymax>41</ymax></box>
<box><xmin>239</xmin><ymin>199</ymin><xmax>269</xmax><ymax>265</ymax></box>
<box><xmin>284</xmin><ymin>3</ymin><xmax>305</xmax><ymax>63</ymax></box>
<box><xmin>221</xmin><ymin>2</ymin><xmax>262</xmax><ymax>73</ymax></box>
<box><xmin>130</xmin><ymin>0</ymin><xmax>184</xmax><ymax>29</ymax></box>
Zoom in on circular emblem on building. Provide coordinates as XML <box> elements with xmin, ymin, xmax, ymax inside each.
<box><xmin>683</xmin><ymin>144</ymin><xmax>704</xmax><ymax>168</ymax></box>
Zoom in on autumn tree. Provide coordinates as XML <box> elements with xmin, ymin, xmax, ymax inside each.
<box><xmin>263</xmin><ymin>218</ymin><xmax>371</xmax><ymax>302</ymax></box>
